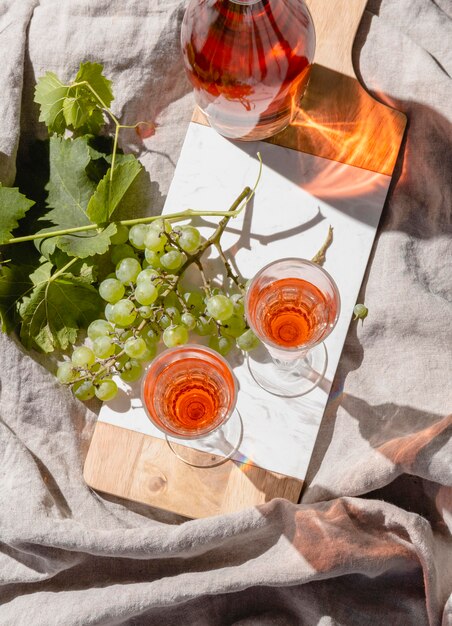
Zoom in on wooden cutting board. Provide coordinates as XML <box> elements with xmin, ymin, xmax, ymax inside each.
<box><xmin>84</xmin><ymin>0</ymin><xmax>406</xmax><ymax>519</ymax></box>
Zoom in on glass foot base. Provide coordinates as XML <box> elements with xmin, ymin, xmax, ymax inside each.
<box><xmin>246</xmin><ymin>343</ymin><xmax>328</xmax><ymax>398</ymax></box>
<box><xmin>165</xmin><ymin>408</ymin><xmax>243</xmax><ymax>468</ymax></box>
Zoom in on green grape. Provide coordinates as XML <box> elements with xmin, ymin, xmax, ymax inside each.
<box><xmin>111</xmin><ymin>299</ymin><xmax>137</xmax><ymax>326</ymax></box>
<box><xmin>230</xmin><ymin>293</ymin><xmax>245</xmax><ymax>315</ymax></box>
<box><xmin>128</xmin><ymin>224</ymin><xmax>149</xmax><ymax>250</ymax></box>
<box><xmin>137</xmin><ymin>268</ymin><xmax>159</xmax><ymax>283</ymax></box>
<box><xmin>72</xmin><ymin>346</ymin><xmax>96</xmax><ymax>368</ymax></box>
<box><xmin>135</xmin><ymin>282</ymin><xmax>159</xmax><ymax>305</ymax></box>
<box><xmin>166</xmin><ymin>306</ymin><xmax>181</xmax><ymax>323</ymax></box>
<box><xmin>181</xmin><ymin>312</ymin><xmax>197</xmax><ymax>330</ymax></box>
<box><xmin>353</xmin><ymin>303</ymin><xmax>369</xmax><ymax>321</ymax></box>
<box><xmin>209</xmin><ymin>335</ymin><xmax>234</xmax><ymax>356</ymax></box>
<box><xmin>160</xmin><ymin>250</ymin><xmax>185</xmax><ymax>271</ymax></box>
<box><xmin>206</xmin><ymin>294</ymin><xmax>234</xmax><ymax>321</ymax></box>
<box><xmin>177</xmin><ymin>226</ymin><xmax>201</xmax><ymax>254</ymax></box>
<box><xmin>145</xmin><ymin>249</ymin><xmax>163</xmax><ymax>269</ymax></box>
<box><xmin>120</xmin><ymin>359</ymin><xmax>142</xmax><ymax>383</ymax></box>
<box><xmin>149</xmin><ymin>218</ymin><xmax>172</xmax><ymax>234</ymax></box>
<box><xmin>196</xmin><ymin>317</ymin><xmax>216</xmax><ymax>336</ymax></box>
<box><xmin>95</xmin><ymin>379</ymin><xmax>118</xmax><ymax>401</ymax></box>
<box><xmin>124</xmin><ymin>336</ymin><xmax>147</xmax><ymax>359</ymax></box>
<box><xmin>115</xmin><ymin>257</ymin><xmax>142</xmax><ymax>284</ymax></box>
<box><xmin>158</xmin><ymin>313</ymin><xmax>171</xmax><ymax>329</ymax></box>
<box><xmin>87</xmin><ymin>319</ymin><xmax>113</xmax><ymax>340</ymax></box>
<box><xmin>115</xmin><ymin>353</ymin><xmax>129</xmax><ymax>370</ymax></box>
<box><xmin>183</xmin><ymin>290</ymin><xmax>204</xmax><ymax>312</ymax></box>
<box><xmin>236</xmin><ymin>329</ymin><xmax>260</xmax><ymax>352</ymax></box>
<box><xmin>163</xmin><ymin>291</ymin><xmax>181</xmax><ymax>310</ymax></box>
<box><xmin>140</xmin><ymin>326</ymin><xmax>160</xmax><ymax>346</ymax></box>
<box><xmin>137</xmin><ymin>306</ymin><xmax>153</xmax><ymax>319</ymax></box>
<box><xmin>104</xmin><ymin>303</ymin><xmax>115</xmax><ymax>322</ymax></box>
<box><xmin>110</xmin><ymin>224</ymin><xmax>129</xmax><ymax>245</ymax></box>
<box><xmin>139</xmin><ymin>342</ymin><xmax>157</xmax><ymax>361</ymax></box>
<box><xmin>110</xmin><ymin>243</ymin><xmax>137</xmax><ymax>265</ymax></box>
<box><xmin>163</xmin><ymin>325</ymin><xmax>189</xmax><ymax>348</ymax></box>
<box><xmin>220</xmin><ymin>315</ymin><xmax>246</xmax><ymax>338</ymax></box>
<box><xmin>99</xmin><ymin>278</ymin><xmax>125</xmax><ymax>303</ymax></box>
<box><xmin>73</xmin><ymin>380</ymin><xmax>95</xmax><ymax>401</ymax></box>
<box><xmin>144</xmin><ymin>228</ymin><xmax>167</xmax><ymax>252</ymax></box>
<box><xmin>56</xmin><ymin>362</ymin><xmax>77</xmax><ymax>384</ymax></box>
<box><xmin>92</xmin><ymin>336</ymin><xmax>115</xmax><ymax>359</ymax></box>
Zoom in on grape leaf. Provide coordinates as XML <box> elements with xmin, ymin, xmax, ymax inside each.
<box><xmin>0</xmin><ymin>264</ymin><xmax>35</xmax><ymax>332</ymax></box>
<box><xmin>56</xmin><ymin>222</ymin><xmax>117</xmax><ymax>258</ymax></box>
<box><xmin>86</xmin><ymin>156</ymin><xmax>142</xmax><ymax>223</ymax></box>
<box><xmin>37</xmin><ymin>136</ymin><xmax>118</xmax><ymax>258</ymax></box>
<box><xmin>45</xmin><ymin>135</ymin><xmax>95</xmax><ymax>222</ymax></box>
<box><xmin>0</xmin><ymin>185</ymin><xmax>35</xmax><ymax>244</ymax></box>
<box><xmin>34</xmin><ymin>72</ymin><xmax>70</xmax><ymax>134</ymax></box>
<box><xmin>63</xmin><ymin>95</ymin><xmax>97</xmax><ymax>130</ymax></box>
<box><xmin>34</xmin><ymin>63</ymin><xmax>113</xmax><ymax>135</ymax></box>
<box><xmin>19</xmin><ymin>271</ymin><xmax>103</xmax><ymax>352</ymax></box>
<box><xmin>62</xmin><ymin>62</ymin><xmax>113</xmax><ymax>134</ymax></box>
<box><xmin>74</xmin><ymin>62</ymin><xmax>113</xmax><ymax>109</ymax></box>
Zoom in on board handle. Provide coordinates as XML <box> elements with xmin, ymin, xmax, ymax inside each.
<box><xmin>306</xmin><ymin>0</ymin><xmax>369</xmax><ymax>78</ymax></box>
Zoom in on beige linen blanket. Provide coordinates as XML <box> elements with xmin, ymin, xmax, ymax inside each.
<box><xmin>0</xmin><ymin>0</ymin><xmax>451</xmax><ymax>624</ymax></box>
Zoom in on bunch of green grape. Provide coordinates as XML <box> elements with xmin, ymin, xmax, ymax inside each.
<box><xmin>56</xmin><ymin>219</ymin><xmax>259</xmax><ymax>402</ymax></box>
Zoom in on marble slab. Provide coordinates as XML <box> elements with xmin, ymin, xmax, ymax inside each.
<box><xmin>98</xmin><ymin>122</ymin><xmax>391</xmax><ymax>481</ymax></box>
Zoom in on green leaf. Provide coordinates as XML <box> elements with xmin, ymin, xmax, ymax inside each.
<box><xmin>36</xmin><ymin>135</ymin><xmax>117</xmax><ymax>258</ymax></box>
<box><xmin>34</xmin><ymin>71</ymin><xmax>70</xmax><ymax>134</ymax></box>
<box><xmin>86</xmin><ymin>157</ymin><xmax>142</xmax><ymax>223</ymax></box>
<box><xmin>45</xmin><ymin>135</ymin><xmax>95</xmax><ymax>223</ymax></box>
<box><xmin>0</xmin><ymin>185</ymin><xmax>35</xmax><ymax>244</ymax></box>
<box><xmin>0</xmin><ymin>264</ymin><xmax>35</xmax><ymax>332</ymax></box>
<box><xmin>56</xmin><ymin>223</ymin><xmax>117</xmax><ymax>259</ymax></box>
<box><xmin>61</xmin><ymin>62</ymin><xmax>113</xmax><ymax>135</ymax></box>
<box><xmin>34</xmin><ymin>63</ymin><xmax>113</xmax><ymax>135</ymax></box>
<box><xmin>74</xmin><ymin>62</ymin><xmax>114</xmax><ymax>109</ymax></box>
<box><xmin>63</xmin><ymin>95</ymin><xmax>96</xmax><ymax>129</ymax></box>
<box><xmin>44</xmin><ymin>249</ymin><xmax>98</xmax><ymax>283</ymax></box>
<box><xmin>19</xmin><ymin>273</ymin><xmax>103</xmax><ymax>352</ymax></box>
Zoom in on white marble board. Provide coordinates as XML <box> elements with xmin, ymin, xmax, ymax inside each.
<box><xmin>98</xmin><ymin>122</ymin><xmax>391</xmax><ymax>481</ymax></box>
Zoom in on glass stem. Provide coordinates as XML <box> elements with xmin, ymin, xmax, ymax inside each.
<box><xmin>271</xmin><ymin>350</ymin><xmax>309</xmax><ymax>371</ymax></box>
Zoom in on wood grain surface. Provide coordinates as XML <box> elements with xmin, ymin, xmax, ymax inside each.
<box><xmin>84</xmin><ymin>0</ymin><xmax>406</xmax><ymax>519</ymax></box>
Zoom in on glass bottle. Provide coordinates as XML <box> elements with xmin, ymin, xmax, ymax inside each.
<box><xmin>181</xmin><ymin>0</ymin><xmax>316</xmax><ymax>141</ymax></box>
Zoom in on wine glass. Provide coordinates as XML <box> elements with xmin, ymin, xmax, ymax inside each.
<box><xmin>245</xmin><ymin>258</ymin><xmax>340</xmax><ymax>397</ymax></box>
<box><xmin>141</xmin><ymin>345</ymin><xmax>242</xmax><ymax>467</ymax></box>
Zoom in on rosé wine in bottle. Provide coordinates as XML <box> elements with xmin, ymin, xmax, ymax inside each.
<box><xmin>181</xmin><ymin>0</ymin><xmax>316</xmax><ymax>140</ymax></box>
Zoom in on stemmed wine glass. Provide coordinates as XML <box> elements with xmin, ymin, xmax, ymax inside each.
<box><xmin>245</xmin><ymin>258</ymin><xmax>340</xmax><ymax>397</ymax></box>
<box><xmin>141</xmin><ymin>345</ymin><xmax>242</xmax><ymax>467</ymax></box>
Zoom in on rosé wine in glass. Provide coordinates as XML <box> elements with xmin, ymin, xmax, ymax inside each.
<box><xmin>142</xmin><ymin>345</ymin><xmax>242</xmax><ymax>467</ymax></box>
<box><xmin>245</xmin><ymin>258</ymin><xmax>340</xmax><ymax>397</ymax></box>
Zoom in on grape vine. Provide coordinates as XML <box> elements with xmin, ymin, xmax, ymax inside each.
<box><xmin>0</xmin><ymin>61</ymin><xmax>334</xmax><ymax>403</ymax></box>
<box><xmin>57</xmin><ymin>183</ymin><xmax>264</xmax><ymax>402</ymax></box>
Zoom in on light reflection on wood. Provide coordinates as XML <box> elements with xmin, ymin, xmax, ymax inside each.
<box><xmin>193</xmin><ymin>0</ymin><xmax>407</xmax><ymax>177</ymax></box>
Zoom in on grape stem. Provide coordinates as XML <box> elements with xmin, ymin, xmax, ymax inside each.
<box><xmin>311</xmin><ymin>225</ymin><xmax>334</xmax><ymax>266</ymax></box>
<box><xmin>5</xmin><ymin>201</ymin><xmax>253</xmax><ymax>245</ymax></box>
<box><xmin>5</xmin><ymin>155</ymin><xmax>261</xmax><ymax>245</ymax></box>
<box><xmin>214</xmin><ymin>241</ymin><xmax>244</xmax><ymax>291</ymax></box>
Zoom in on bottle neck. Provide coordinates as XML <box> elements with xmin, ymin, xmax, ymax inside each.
<box><xmin>228</xmin><ymin>0</ymin><xmax>262</xmax><ymax>5</ymax></box>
